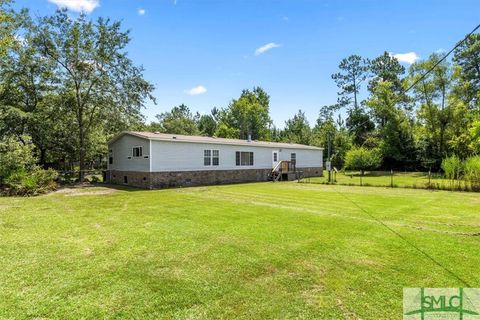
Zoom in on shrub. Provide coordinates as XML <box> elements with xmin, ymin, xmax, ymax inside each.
<box><xmin>441</xmin><ymin>155</ymin><xmax>463</xmax><ymax>181</ymax></box>
<box><xmin>0</xmin><ymin>135</ymin><xmax>58</xmax><ymax>196</ymax></box>
<box><xmin>3</xmin><ymin>167</ymin><xmax>58</xmax><ymax>196</ymax></box>
<box><xmin>0</xmin><ymin>135</ymin><xmax>36</xmax><ymax>179</ymax></box>
<box><xmin>344</xmin><ymin>147</ymin><xmax>382</xmax><ymax>175</ymax></box>
<box><xmin>464</xmin><ymin>156</ymin><xmax>480</xmax><ymax>191</ymax></box>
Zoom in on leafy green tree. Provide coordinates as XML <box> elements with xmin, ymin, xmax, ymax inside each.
<box><xmin>344</xmin><ymin>147</ymin><xmax>382</xmax><ymax>175</ymax></box>
<box><xmin>409</xmin><ymin>54</ymin><xmax>456</xmax><ymax>168</ymax></box>
<box><xmin>368</xmin><ymin>51</ymin><xmax>405</xmax><ymax>94</ymax></box>
<box><xmin>453</xmin><ymin>33</ymin><xmax>480</xmax><ymax>109</ymax></box>
<box><xmin>332</xmin><ymin>54</ymin><xmax>369</xmax><ymax>109</ymax></box>
<box><xmin>216</xmin><ymin>87</ymin><xmax>272</xmax><ymax>140</ymax></box>
<box><xmin>30</xmin><ymin>10</ymin><xmax>155</xmax><ymax>181</ymax></box>
<box><xmin>153</xmin><ymin>104</ymin><xmax>199</xmax><ymax>135</ymax></box>
<box><xmin>197</xmin><ymin>112</ymin><xmax>217</xmax><ymax>136</ymax></box>
<box><xmin>311</xmin><ymin>106</ymin><xmax>352</xmax><ymax>168</ymax></box>
<box><xmin>0</xmin><ymin>0</ymin><xmax>17</xmax><ymax>58</ymax></box>
<box><xmin>345</xmin><ymin>107</ymin><xmax>375</xmax><ymax>146</ymax></box>
<box><xmin>281</xmin><ymin>110</ymin><xmax>312</xmax><ymax>145</ymax></box>
<box><xmin>366</xmin><ymin>81</ymin><xmax>417</xmax><ymax>168</ymax></box>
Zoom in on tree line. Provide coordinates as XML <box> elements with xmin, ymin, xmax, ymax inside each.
<box><xmin>1</xmin><ymin>0</ymin><xmax>479</xmax><ymax>194</ymax></box>
<box><xmin>149</xmin><ymin>46</ymin><xmax>480</xmax><ymax>171</ymax></box>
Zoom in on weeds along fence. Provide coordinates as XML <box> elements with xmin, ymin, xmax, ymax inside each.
<box><xmin>298</xmin><ymin>170</ymin><xmax>480</xmax><ymax>192</ymax></box>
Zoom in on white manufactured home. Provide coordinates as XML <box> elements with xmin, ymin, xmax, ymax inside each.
<box><xmin>106</xmin><ymin>132</ymin><xmax>323</xmax><ymax>188</ymax></box>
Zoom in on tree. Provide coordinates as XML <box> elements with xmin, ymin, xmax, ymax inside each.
<box><xmin>281</xmin><ymin>110</ymin><xmax>312</xmax><ymax>145</ymax></box>
<box><xmin>197</xmin><ymin>111</ymin><xmax>217</xmax><ymax>136</ymax></box>
<box><xmin>344</xmin><ymin>147</ymin><xmax>382</xmax><ymax>175</ymax></box>
<box><xmin>30</xmin><ymin>10</ymin><xmax>155</xmax><ymax>181</ymax></box>
<box><xmin>332</xmin><ymin>54</ymin><xmax>369</xmax><ymax>110</ymax></box>
<box><xmin>345</xmin><ymin>107</ymin><xmax>375</xmax><ymax>146</ymax></box>
<box><xmin>0</xmin><ymin>0</ymin><xmax>17</xmax><ymax>59</ymax></box>
<box><xmin>366</xmin><ymin>81</ymin><xmax>417</xmax><ymax>168</ymax></box>
<box><xmin>153</xmin><ymin>104</ymin><xmax>199</xmax><ymax>135</ymax></box>
<box><xmin>409</xmin><ymin>54</ymin><xmax>456</xmax><ymax>168</ymax></box>
<box><xmin>453</xmin><ymin>33</ymin><xmax>480</xmax><ymax>109</ymax></box>
<box><xmin>216</xmin><ymin>87</ymin><xmax>272</xmax><ymax>140</ymax></box>
<box><xmin>368</xmin><ymin>51</ymin><xmax>405</xmax><ymax>94</ymax></box>
<box><xmin>311</xmin><ymin>106</ymin><xmax>352</xmax><ymax>168</ymax></box>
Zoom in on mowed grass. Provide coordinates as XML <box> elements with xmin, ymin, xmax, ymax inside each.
<box><xmin>1</xmin><ymin>183</ymin><xmax>479</xmax><ymax>319</ymax></box>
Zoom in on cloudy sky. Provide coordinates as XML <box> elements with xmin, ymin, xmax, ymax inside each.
<box><xmin>13</xmin><ymin>0</ymin><xmax>480</xmax><ymax>127</ymax></box>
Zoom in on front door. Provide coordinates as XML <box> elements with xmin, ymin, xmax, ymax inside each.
<box><xmin>272</xmin><ymin>150</ymin><xmax>280</xmax><ymax>168</ymax></box>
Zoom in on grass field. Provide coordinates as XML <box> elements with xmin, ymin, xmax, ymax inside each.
<box><xmin>305</xmin><ymin>171</ymin><xmax>458</xmax><ymax>190</ymax></box>
<box><xmin>1</xmin><ymin>182</ymin><xmax>479</xmax><ymax>319</ymax></box>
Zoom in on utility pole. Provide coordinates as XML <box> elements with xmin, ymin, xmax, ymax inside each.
<box><xmin>327</xmin><ymin>132</ymin><xmax>332</xmax><ymax>183</ymax></box>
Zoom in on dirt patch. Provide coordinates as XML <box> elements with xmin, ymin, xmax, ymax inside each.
<box><xmin>54</xmin><ymin>186</ymin><xmax>117</xmax><ymax>197</ymax></box>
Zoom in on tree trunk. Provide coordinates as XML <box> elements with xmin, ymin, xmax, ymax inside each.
<box><xmin>79</xmin><ymin>128</ymin><xmax>85</xmax><ymax>183</ymax></box>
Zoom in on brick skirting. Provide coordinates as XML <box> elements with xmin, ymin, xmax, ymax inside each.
<box><xmin>106</xmin><ymin>167</ymin><xmax>323</xmax><ymax>189</ymax></box>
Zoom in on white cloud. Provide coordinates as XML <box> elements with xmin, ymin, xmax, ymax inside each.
<box><xmin>184</xmin><ymin>85</ymin><xmax>207</xmax><ymax>96</ymax></box>
<box><xmin>254</xmin><ymin>42</ymin><xmax>281</xmax><ymax>56</ymax></box>
<box><xmin>138</xmin><ymin>8</ymin><xmax>145</xmax><ymax>15</ymax></box>
<box><xmin>48</xmin><ymin>0</ymin><xmax>100</xmax><ymax>13</ymax></box>
<box><xmin>391</xmin><ymin>52</ymin><xmax>420</xmax><ymax>64</ymax></box>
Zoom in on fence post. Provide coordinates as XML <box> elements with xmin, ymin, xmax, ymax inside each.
<box><xmin>390</xmin><ymin>169</ymin><xmax>394</xmax><ymax>188</ymax></box>
<box><xmin>428</xmin><ymin>169</ymin><xmax>431</xmax><ymax>189</ymax></box>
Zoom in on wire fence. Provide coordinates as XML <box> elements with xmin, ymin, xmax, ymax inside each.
<box><xmin>298</xmin><ymin>170</ymin><xmax>480</xmax><ymax>192</ymax></box>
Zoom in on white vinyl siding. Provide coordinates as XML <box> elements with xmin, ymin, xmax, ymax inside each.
<box><xmin>107</xmin><ymin>135</ymin><xmax>150</xmax><ymax>172</ymax></box>
<box><xmin>108</xmin><ymin>133</ymin><xmax>323</xmax><ymax>173</ymax></box>
<box><xmin>148</xmin><ymin>140</ymin><xmax>322</xmax><ymax>172</ymax></box>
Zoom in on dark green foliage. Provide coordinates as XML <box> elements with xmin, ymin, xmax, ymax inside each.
<box><xmin>215</xmin><ymin>87</ymin><xmax>272</xmax><ymax>140</ymax></box>
<box><xmin>281</xmin><ymin>110</ymin><xmax>312</xmax><ymax>145</ymax></box>
<box><xmin>0</xmin><ymin>135</ymin><xmax>58</xmax><ymax>195</ymax></box>
<box><xmin>344</xmin><ymin>147</ymin><xmax>382</xmax><ymax>175</ymax></box>
<box><xmin>152</xmin><ymin>104</ymin><xmax>199</xmax><ymax>135</ymax></box>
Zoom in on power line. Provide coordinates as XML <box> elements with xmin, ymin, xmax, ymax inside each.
<box><xmin>323</xmin><ymin>24</ymin><xmax>480</xmax><ymax>286</ymax></box>
<box><xmin>332</xmin><ymin>186</ymin><xmax>473</xmax><ymax>287</ymax></box>
<box><xmin>404</xmin><ymin>22</ymin><xmax>480</xmax><ymax>94</ymax></box>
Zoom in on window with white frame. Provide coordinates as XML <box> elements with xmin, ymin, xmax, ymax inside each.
<box><xmin>132</xmin><ymin>147</ymin><xmax>143</xmax><ymax>157</ymax></box>
<box><xmin>236</xmin><ymin>151</ymin><xmax>254</xmax><ymax>166</ymax></box>
<box><xmin>212</xmin><ymin>150</ymin><xmax>219</xmax><ymax>166</ymax></box>
<box><xmin>204</xmin><ymin>150</ymin><xmax>219</xmax><ymax>166</ymax></box>
<box><xmin>204</xmin><ymin>150</ymin><xmax>212</xmax><ymax>166</ymax></box>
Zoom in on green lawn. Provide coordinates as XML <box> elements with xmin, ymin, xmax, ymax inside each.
<box><xmin>1</xmin><ymin>183</ymin><xmax>479</xmax><ymax>319</ymax></box>
<box><xmin>305</xmin><ymin>171</ymin><xmax>461</xmax><ymax>190</ymax></box>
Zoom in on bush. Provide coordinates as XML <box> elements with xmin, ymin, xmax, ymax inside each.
<box><xmin>441</xmin><ymin>155</ymin><xmax>463</xmax><ymax>181</ymax></box>
<box><xmin>464</xmin><ymin>156</ymin><xmax>480</xmax><ymax>191</ymax></box>
<box><xmin>0</xmin><ymin>135</ymin><xmax>36</xmax><ymax>179</ymax></box>
<box><xmin>344</xmin><ymin>147</ymin><xmax>382</xmax><ymax>175</ymax></box>
<box><xmin>0</xmin><ymin>135</ymin><xmax>58</xmax><ymax>196</ymax></box>
<box><xmin>3</xmin><ymin>167</ymin><xmax>58</xmax><ymax>196</ymax></box>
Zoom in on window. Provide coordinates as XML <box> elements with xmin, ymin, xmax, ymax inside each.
<box><xmin>204</xmin><ymin>150</ymin><xmax>211</xmax><ymax>166</ymax></box>
<box><xmin>212</xmin><ymin>150</ymin><xmax>219</xmax><ymax>166</ymax></box>
<box><xmin>291</xmin><ymin>153</ymin><xmax>296</xmax><ymax>166</ymax></box>
<box><xmin>109</xmin><ymin>157</ymin><xmax>113</xmax><ymax>165</ymax></box>
<box><xmin>236</xmin><ymin>151</ymin><xmax>254</xmax><ymax>166</ymax></box>
<box><xmin>273</xmin><ymin>152</ymin><xmax>278</xmax><ymax>162</ymax></box>
<box><xmin>204</xmin><ymin>150</ymin><xmax>220</xmax><ymax>166</ymax></box>
<box><xmin>133</xmin><ymin>147</ymin><xmax>143</xmax><ymax>157</ymax></box>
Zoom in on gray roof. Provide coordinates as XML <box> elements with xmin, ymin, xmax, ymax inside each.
<box><xmin>109</xmin><ymin>131</ymin><xmax>323</xmax><ymax>151</ymax></box>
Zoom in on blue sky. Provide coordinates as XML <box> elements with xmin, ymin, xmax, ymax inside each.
<box><xmin>13</xmin><ymin>0</ymin><xmax>480</xmax><ymax>127</ymax></box>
